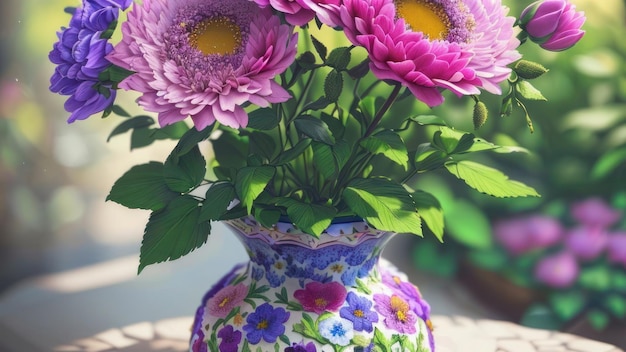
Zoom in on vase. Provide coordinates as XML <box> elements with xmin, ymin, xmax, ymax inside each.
<box><xmin>189</xmin><ymin>216</ymin><xmax>435</xmax><ymax>352</ymax></box>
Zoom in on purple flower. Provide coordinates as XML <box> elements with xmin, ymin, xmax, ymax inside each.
<box><xmin>570</xmin><ymin>198</ymin><xmax>621</xmax><ymax>229</ymax></box>
<box><xmin>493</xmin><ymin>215</ymin><xmax>562</xmax><ymax>255</ymax></box>
<box><xmin>190</xmin><ymin>329</ymin><xmax>207</xmax><ymax>352</ymax></box>
<box><xmin>217</xmin><ymin>325</ymin><xmax>242</xmax><ymax>352</ymax></box>
<box><xmin>243</xmin><ymin>303</ymin><xmax>290</xmax><ymax>344</ymax></box>
<box><xmin>534</xmin><ymin>251</ymin><xmax>579</xmax><ymax>288</ymax></box>
<box><xmin>373</xmin><ymin>294</ymin><xmax>416</xmax><ymax>334</ymax></box>
<box><xmin>519</xmin><ymin>0</ymin><xmax>586</xmax><ymax>51</ymax></box>
<box><xmin>294</xmin><ymin>281</ymin><xmax>347</xmax><ymax>314</ymax></box>
<box><xmin>340</xmin><ymin>292</ymin><xmax>378</xmax><ymax>332</ymax></box>
<box><xmin>607</xmin><ymin>232</ymin><xmax>626</xmax><ymax>267</ymax></box>
<box><xmin>285</xmin><ymin>341</ymin><xmax>317</xmax><ymax>352</ymax></box>
<box><xmin>565</xmin><ymin>226</ymin><xmax>608</xmax><ymax>261</ymax></box>
<box><xmin>49</xmin><ymin>0</ymin><xmax>131</xmax><ymax>122</ymax></box>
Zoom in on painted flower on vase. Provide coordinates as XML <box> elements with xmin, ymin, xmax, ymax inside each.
<box><xmin>318</xmin><ymin>316</ymin><xmax>355</xmax><ymax>346</ymax></box>
<box><xmin>519</xmin><ymin>0</ymin><xmax>585</xmax><ymax>51</ymax></box>
<box><xmin>339</xmin><ymin>292</ymin><xmax>379</xmax><ymax>332</ymax></box>
<box><xmin>206</xmin><ymin>283</ymin><xmax>248</xmax><ymax>318</ymax></box>
<box><xmin>106</xmin><ymin>0</ymin><xmax>298</xmax><ymax>130</ymax></box>
<box><xmin>294</xmin><ymin>281</ymin><xmax>348</xmax><ymax>314</ymax></box>
<box><xmin>334</xmin><ymin>0</ymin><xmax>520</xmax><ymax>107</ymax></box>
<box><xmin>217</xmin><ymin>325</ymin><xmax>242</xmax><ymax>352</ymax></box>
<box><xmin>49</xmin><ymin>0</ymin><xmax>132</xmax><ymax>122</ymax></box>
<box><xmin>243</xmin><ymin>303</ymin><xmax>290</xmax><ymax>344</ymax></box>
<box><xmin>284</xmin><ymin>341</ymin><xmax>317</xmax><ymax>352</ymax></box>
<box><xmin>373</xmin><ymin>294</ymin><xmax>417</xmax><ymax>334</ymax></box>
<box><xmin>534</xmin><ymin>251</ymin><xmax>579</xmax><ymax>288</ymax></box>
<box><xmin>190</xmin><ymin>329</ymin><xmax>207</xmax><ymax>352</ymax></box>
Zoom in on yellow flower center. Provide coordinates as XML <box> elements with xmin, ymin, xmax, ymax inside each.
<box><xmin>315</xmin><ymin>298</ymin><xmax>328</xmax><ymax>308</ymax></box>
<box><xmin>390</xmin><ymin>295</ymin><xmax>410</xmax><ymax>323</ymax></box>
<box><xmin>189</xmin><ymin>17</ymin><xmax>242</xmax><ymax>55</ymax></box>
<box><xmin>256</xmin><ymin>320</ymin><xmax>268</xmax><ymax>330</ymax></box>
<box><xmin>395</xmin><ymin>0</ymin><xmax>451</xmax><ymax>40</ymax></box>
<box><xmin>353</xmin><ymin>309</ymin><xmax>364</xmax><ymax>318</ymax></box>
<box><xmin>218</xmin><ymin>297</ymin><xmax>230</xmax><ymax>308</ymax></box>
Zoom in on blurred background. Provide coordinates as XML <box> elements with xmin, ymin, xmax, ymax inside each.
<box><xmin>0</xmin><ymin>0</ymin><xmax>624</xmax><ymax>348</ymax></box>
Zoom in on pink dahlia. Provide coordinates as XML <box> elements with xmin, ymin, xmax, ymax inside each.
<box><xmin>106</xmin><ymin>0</ymin><xmax>297</xmax><ymax>130</ymax></box>
<box><xmin>253</xmin><ymin>0</ymin><xmax>341</xmax><ymax>26</ymax></box>
<box><xmin>336</xmin><ymin>0</ymin><xmax>520</xmax><ymax>106</ymax></box>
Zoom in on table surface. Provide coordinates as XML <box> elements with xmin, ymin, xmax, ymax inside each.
<box><xmin>0</xmin><ymin>223</ymin><xmax>622</xmax><ymax>352</ymax></box>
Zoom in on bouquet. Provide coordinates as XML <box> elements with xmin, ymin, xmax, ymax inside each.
<box><xmin>48</xmin><ymin>0</ymin><xmax>585</xmax><ymax>274</ymax></box>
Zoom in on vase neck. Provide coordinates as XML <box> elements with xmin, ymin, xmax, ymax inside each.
<box><xmin>224</xmin><ymin>217</ymin><xmax>394</xmax><ymax>288</ymax></box>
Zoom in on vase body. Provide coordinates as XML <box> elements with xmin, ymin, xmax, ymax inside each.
<box><xmin>190</xmin><ymin>216</ymin><xmax>435</xmax><ymax>351</ymax></box>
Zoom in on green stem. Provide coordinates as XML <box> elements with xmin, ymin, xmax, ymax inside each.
<box><xmin>363</xmin><ymin>83</ymin><xmax>402</xmax><ymax>138</ymax></box>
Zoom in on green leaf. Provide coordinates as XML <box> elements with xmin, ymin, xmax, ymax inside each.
<box><xmin>151</xmin><ymin>121</ymin><xmax>189</xmax><ymax>140</ymax></box>
<box><xmin>467</xmin><ymin>248</ymin><xmax>506</xmax><ymax>269</ymax></box>
<box><xmin>107</xmin><ymin>162</ymin><xmax>178</xmax><ymax>211</ymax></box>
<box><xmin>247</xmin><ymin>108</ymin><xmax>279</xmax><ymax>130</ymax></box>
<box><xmin>138</xmin><ymin>195</ymin><xmax>208</xmax><ymax>273</ymax></box>
<box><xmin>445</xmin><ymin>200</ymin><xmax>492</xmax><ymax>249</ymax></box>
<box><xmin>360</xmin><ymin>131</ymin><xmax>409</xmax><ymax>171</ymax></box>
<box><xmin>516</xmin><ymin>80</ymin><xmax>547</xmax><ymax>101</ymax></box>
<box><xmin>310</xmin><ymin>35</ymin><xmax>327</xmax><ymax>60</ymax></box>
<box><xmin>294</xmin><ymin>115</ymin><xmax>335</xmax><ymax>145</ymax></box>
<box><xmin>324</xmin><ymin>69</ymin><xmax>343</xmax><ymax>102</ymax></box>
<box><xmin>549</xmin><ymin>291</ymin><xmax>586</xmax><ymax>321</ymax></box>
<box><xmin>312</xmin><ymin>142</ymin><xmax>338</xmax><ymax>179</ymax></box>
<box><xmin>445</xmin><ymin>160</ymin><xmax>540</xmax><ymax>198</ymax></box>
<box><xmin>410</xmin><ymin>115</ymin><xmax>448</xmax><ymax>126</ymax></box>
<box><xmin>411</xmin><ymin>191</ymin><xmax>444</xmax><ymax>241</ymax></box>
<box><xmin>211</xmin><ymin>130</ymin><xmax>249</xmax><ymax>169</ymax></box>
<box><xmin>130</xmin><ymin>126</ymin><xmax>156</xmax><ymax>149</ymax></box>
<box><xmin>434</xmin><ymin>127</ymin><xmax>474</xmax><ymax>154</ymax></box>
<box><xmin>579</xmin><ymin>266</ymin><xmax>612</xmax><ymax>291</ymax></box>
<box><xmin>343</xmin><ymin>178</ymin><xmax>422</xmax><ymax>236</ymax></box>
<box><xmin>171</xmin><ymin>124</ymin><xmax>214</xmax><ymax>160</ymax></box>
<box><xmin>248</xmin><ymin>131</ymin><xmax>277</xmax><ymax>160</ymax></box>
<box><xmin>275</xmin><ymin>198</ymin><xmax>337</xmax><ymax>237</ymax></box>
<box><xmin>347</xmin><ymin>58</ymin><xmax>370</xmax><ymax>79</ymax></box>
<box><xmin>107</xmin><ymin>116</ymin><xmax>155</xmax><ymax>142</ymax></box>
<box><xmin>303</xmin><ymin>96</ymin><xmax>331</xmax><ymax>111</ymax></box>
<box><xmin>520</xmin><ymin>303</ymin><xmax>563</xmax><ymax>330</ymax></box>
<box><xmin>326</xmin><ymin>47</ymin><xmax>351</xmax><ymax>71</ymax></box>
<box><xmin>412</xmin><ymin>241</ymin><xmax>457</xmax><ymax>277</ymax></box>
<box><xmin>604</xmin><ymin>294</ymin><xmax>626</xmax><ymax>319</ymax></box>
<box><xmin>591</xmin><ymin>146</ymin><xmax>626</xmax><ymax>180</ymax></box>
<box><xmin>414</xmin><ymin>144</ymin><xmax>447</xmax><ymax>173</ymax></box>
<box><xmin>164</xmin><ymin>145</ymin><xmax>206</xmax><ymax>193</ymax></box>
<box><xmin>254</xmin><ymin>207</ymin><xmax>282</xmax><ymax>228</ymax></box>
<box><xmin>235</xmin><ymin>166</ymin><xmax>276</xmax><ymax>213</ymax></box>
<box><xmin>587</xmin><ymin>309</ymin><xmax>610</xmax><ymax>330</ymax></box>
<box><xmin>110</xmin><ymin>105</ymin><xmax>131</xmax><ymax>117</ymax></box>
<box><xmin>275</xmin><ymin>138</ymin><xmax>312</xmax><ymax>165</ymax></box>
<box><xmin>465</xmin><ymin>138</ymin><xmax>530</xmax><ymax>154</ymax></box>
<box><xmin>198</xmin><ymin>182</ymin><xmax>236</xmax><ymax>222</ymax></box>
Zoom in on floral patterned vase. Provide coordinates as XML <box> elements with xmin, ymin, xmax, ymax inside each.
<box><xmin>190</xmin><ymin>216</ymin><xmax>435</xmax><ymax>352</ymax></box>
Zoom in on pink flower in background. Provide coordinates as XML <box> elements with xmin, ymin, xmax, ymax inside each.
<box><xmin>607</xmin><ymin>232</ymin><xmax>626</xmax><ymax>267</ymax></box>
<box><xmin>525</xmin><ymin>215</ymin><xmax>564</xmax><ymax>248</ymax></box>
<box><xmin>534</xmin><ymin>251</ymin><xmax>579</xmax><ymax>288</ymax></box>
<box><xmin>519</xmin><ymin>0</ymin><xmax>585</xmax><ymax>51</ymax></box>
<box><xmin>494</xmin><ymin>218</ymin><xmax>531</xmax><ymax>255</ymax></box>
<box><xmin>570</xmin><ymin>198</ymin><xmax>621</xmax><ymax>229</ymax></box>
<box><xmin>335</xmin><ymin>0</ymin><xmax>520</xmax><ymax>107</ymax></box>
<box><xmin>494</xmin><ymin>215</ymin><xmax>562</xmax><ymax>255</ymax></box>
<box><xmin>107</xmin><ymin>0</ymin><xmax>297</xmax><ymax>130</ymax></box>
<box><xmin>564</xmin><ymin>226</ymin><xmax>608</xmax><ymax>261</ymax></box>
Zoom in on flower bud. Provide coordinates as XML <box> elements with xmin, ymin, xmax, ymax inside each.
<box><xmin>472</xmin><ymin>100</ymin><xmax>488</xmax><ymax>130</ymax></box>
<box><xmin>519</xmin><ymin>0</ymin><xmax>586</xmax><ymax>52</ymax></box>
<box><xmin>514</xmin><ymin>60</ymin><xmax>549</xmax><ymax>79</ymax></box>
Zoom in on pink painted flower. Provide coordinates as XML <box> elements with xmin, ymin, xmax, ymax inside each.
<box><xmin>534</xmin><ymin>251</ymin><xmax>579</xmax><ymax>288</ymax></box>
<box><xmin>206</xmin><ymin>283</ymin><xmax>248</xmax><ymax>318</ymax></box>
<box><xmin>607</xmin><ymin>232</ymin><xmax>626</xmax><ymax>267</ymax></box>
<box><xmin>565</xmin><ymin>226</ymin><xmax>608</xmax><ymax>261</ymax></box>
<box><xmin>570</xmin><ymin>198</ymin><xmax>621</xmax><ymax>229</ymax></box>
<box><xmin>106</xmin><ymin>0</ymin><xmax>297</xmax><ymax>130</ymax></box>
<box><xmin>335</xmin><ymin>0</ymin><xmax>520</xmax><ymax>107</ymax></box>
<box><xmin>519</xmin><ymin>0</ymin><xmax>585</xmax><ymax>51</ymax></box>
<box><xmin>293</xmin><ymin>281</ymin><xmax>347</xmax><ymax>314</ymax></box>
<box><xmin>253</xmin><ymin>0</ymin><xmax>340</xmax><ymax>26</ymax></box>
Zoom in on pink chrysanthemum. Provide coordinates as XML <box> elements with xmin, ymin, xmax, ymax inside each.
<box><xmin>253</xmin><ymin>0</ymin><xmax>341</xmax><ymax>26</ymax></box>
<box><xmin>106</xmin><ymin>0</ymin><xmax>297</xmax><ymax>130</ymax></box>
<box><xmin>336</xmin><ymin>0</ymin><xmax>520</xmax><ymax>107</ymax></box>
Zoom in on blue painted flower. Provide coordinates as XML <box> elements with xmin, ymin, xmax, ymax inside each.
<box><xmin>340</xmin><ymin>292</ymin><xmax>378</xmax><ymax>333</ymax></box>
<box><xmin>318</xmin><ymin>316</ymin><xmax>354</xmax><ymax>346</ymax></box>
<box><xmin>49</xmin><ymin>0</ymin><xmax>131</xmax><ymax>122</ymax></box>
<box><xmin>243</xmin><ymin>303</ymin><xmax>290</xmax><ymax>344</ymax></box>
<box><xmin>284</xmin><ymin>341</ymin><xmax>317</xmax><ymax>352</ymax></box>
<box><xmin>217</xmin><ymin>325</ymin><xmax>241</xmax><ymax>352</ymax></box>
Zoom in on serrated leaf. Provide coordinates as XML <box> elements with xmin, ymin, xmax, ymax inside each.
<box><xmin>360</xmin><ymin>131</ymin><xmax>409</xmax><ymax>170</ymax></box>
<box><xmin>171</xmin><ymin>124</ymin><xmax>214</xmax><ymax>160</ymax></box>
<box><xmin>107</xmin><ymin>115</ymin><xmax>155</xmax><ymax>142</ymax></box>
<box><xmin>303</xmin><ymin>96</ymin><xmax>331</xmax><ymax>111</ymax></box>
<box><xmin>164</xmin><ymin>145</ymin><xmax>206</xmax><ymax>193</ymax></box>
<box><xmin>517</xmin><ymin>80</ymin><xmax>547</xmax><ymax>101</ymax></box>
<box><xmin>445</xmin><ymin>160</ymin><xmax>539</xmax><ymax>198</ymax></box>
<box><xmin>326</xmin><ymin>47</ymin><xmax>351</xmax><ymax>70</ymax></box>
<box><xmin>247</xmin><ymin>108</ymin><xmax>279</xmax><ymax>130</ymax></box>
<box><xmin>107</xmin><ymin>162</ymin><xmax>178</xmax><ymax>211</ymax></box>
<box><xmin>324</xmin><ymin>69</ymin><xmax>343</xmax><ymax>102</ymax></box>
<box><xmin>275</xmin><ymin>198</ymin><xmax>337</xmax><ymax>237</ymax></box>
<box><xmin>347</xmin><ymin>58</ymin><xmax>370</xmax><ymax>79</ymax></box>
<box><xmin>414</xmin><ymin>144</ymin><xmax>447</xmax><ymax>172</ymax></box>
<box><xmin>549</xmin><ymin>291</ymin><xmax>586</xmax><ymax>321</ymax></box>
<box><xmin>411</xmin><ymin>191</ymin><xmax>444</xmax><ymax>241</ymax></box>
<box><xmin>410</xmin><ymin>115</ymin><xmax>448</xmax><ymax>126</ymax></box>
<box><xmin>275</xmin><ymin>138</ymin><xmax>312</xmax><ymax>165</ymax></box>
<box><xmin>254</xmin><ymin>207</ymin><xmax>282</xmax><ymax>228</ymax></box>
<box><xmin>466</xmin><ymin>138</ymin><xmax>530</xmax><ymax>154</ymax></box>
<box><xmin>343</xmin><ymin>178</ymin><xmax>422</xmax><ymax>236</ymax></box>
<box><xmin>310</xmin><ymin>35</ymin><xmax>327</xmax><ymax>60</ymax></box>
<box><xmin>294</xmin><ymin>115</ymin><xmax>335</xmax><ymax>145</ymax></box>
<box><xmin>235</xmin><ymin>166</ymin><xmax>275</xmax><ymax>213</ymax></box>
<box><xmin>138</xmin><ymin>195</ymin><xmax>208</xmax><ymax>273</ymax></box>
<box><xmin>198</xmin><ymin>182</ymin><xmax>236</xmax><ymax>222</ymax></box>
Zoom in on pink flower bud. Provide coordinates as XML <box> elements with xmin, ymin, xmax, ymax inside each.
<box><xmin>520</xmin><ymin>0</ymin><xmax>585</xmax><ymax>51</ymax></box>
<box><xmin>564</xmin><ymin>226</ymin><xmax>608</xmax><ymax>261</ymax></box>
<box><xmin>607</xmin><ymin>232</ymin><xmax>626</xmax><ymax>267</ymax></box>
<box><xmin>534</xmin><ymin>251</ymin><xmax>579</xmax><ymax>288</ymax></box>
